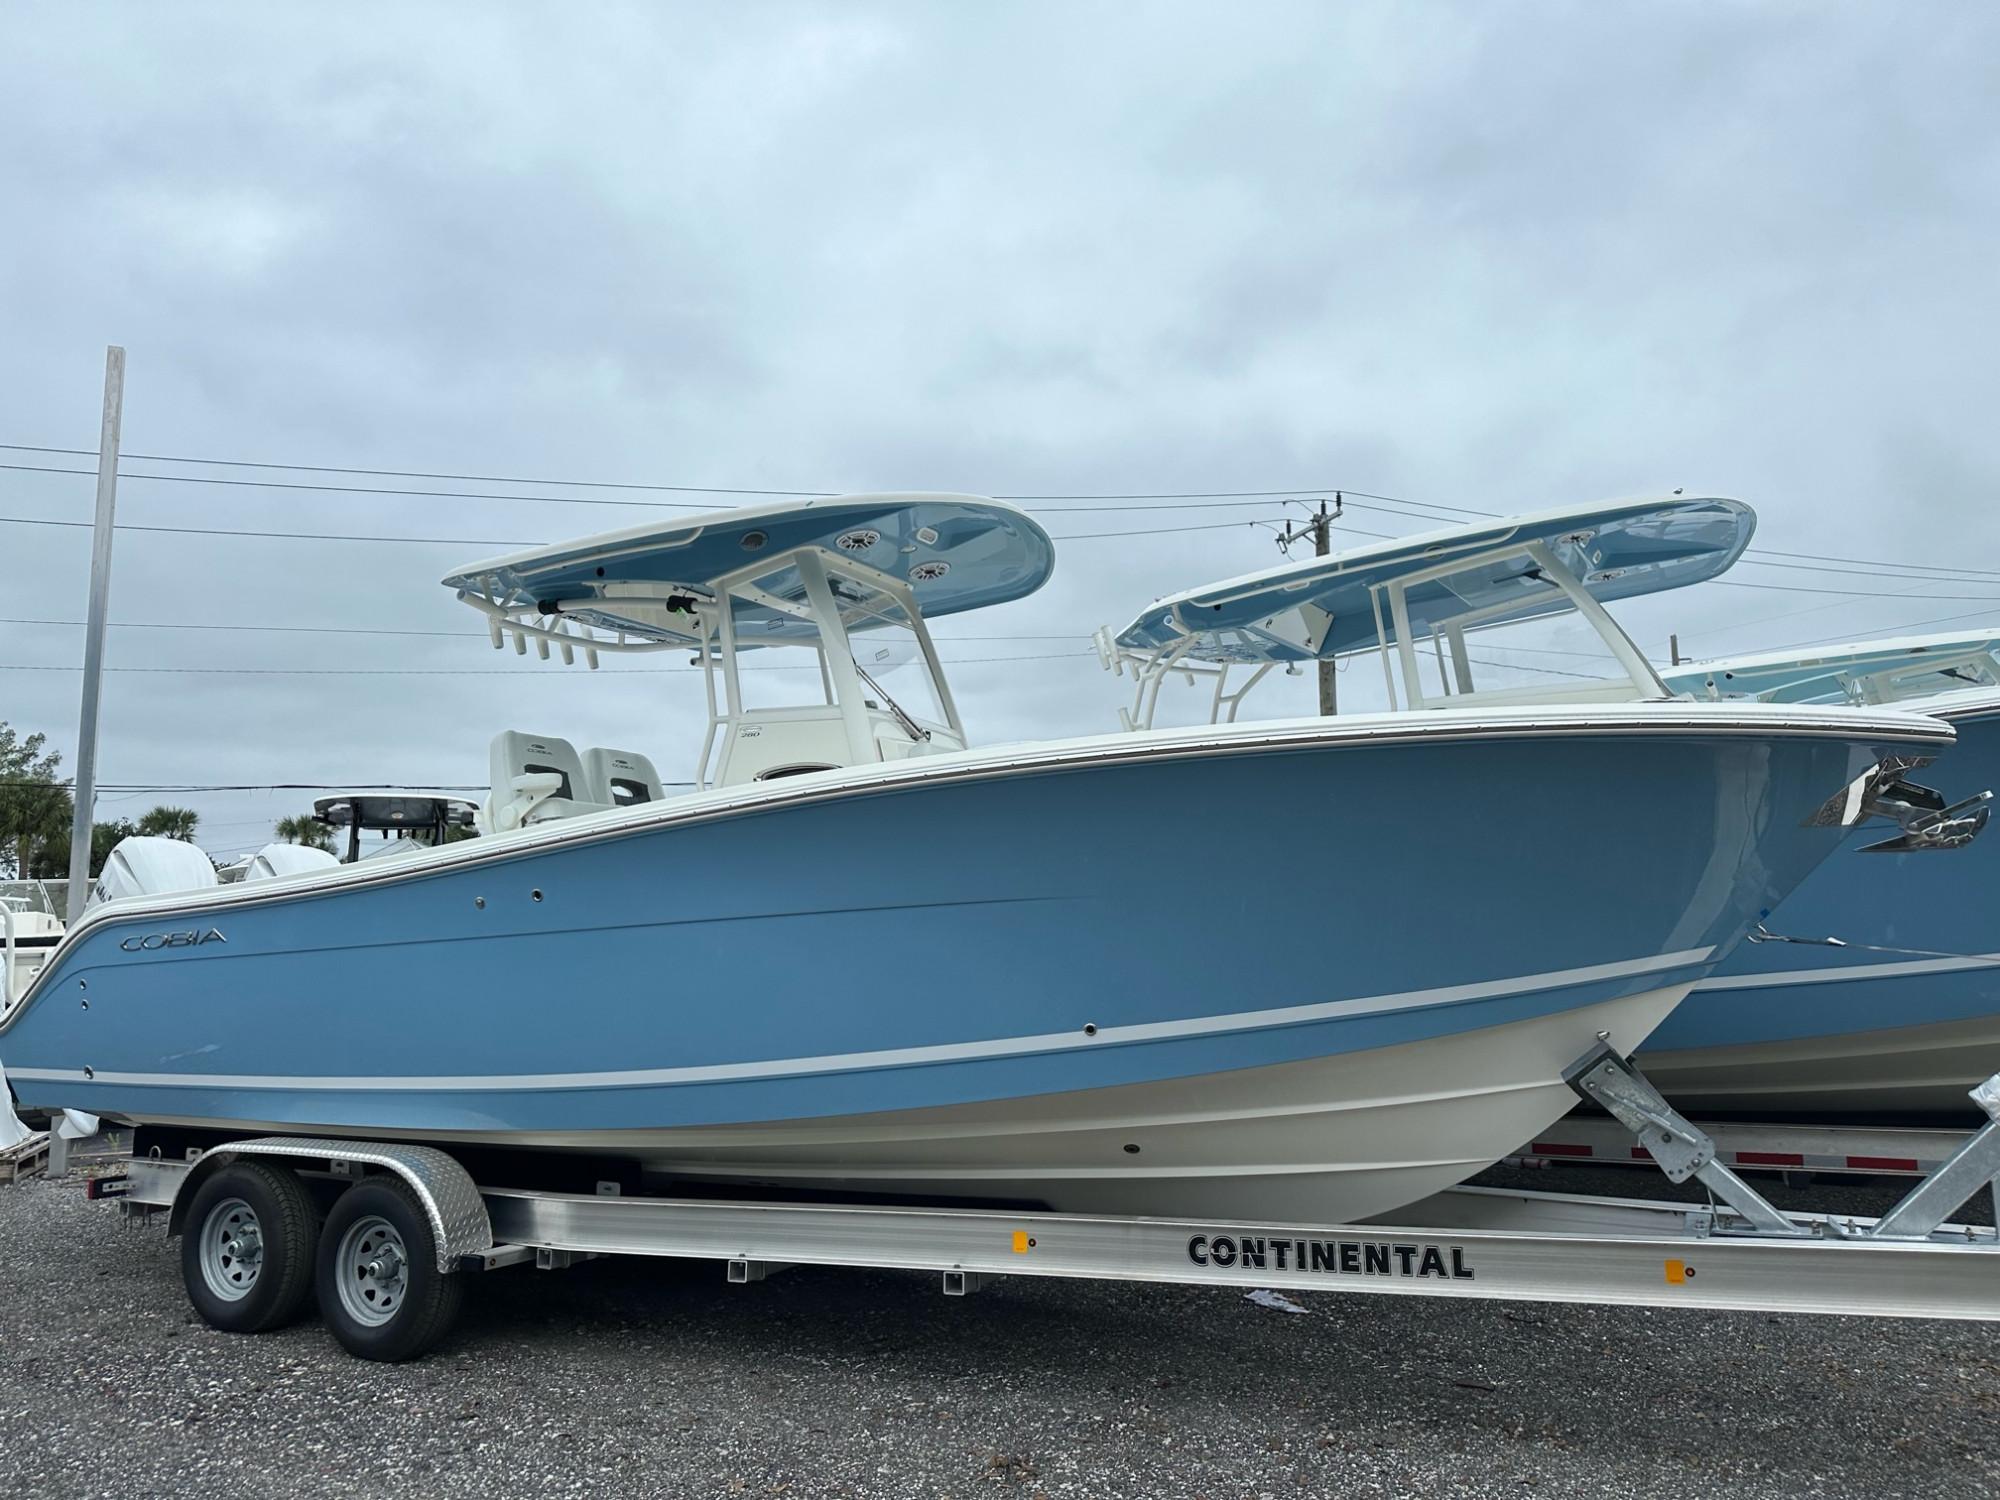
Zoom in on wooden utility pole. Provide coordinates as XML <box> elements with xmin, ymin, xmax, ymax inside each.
<box><xmin>1277</xmin><ymin>494</ymin><xmax>1341</xmax><ymax>715</ymax></box>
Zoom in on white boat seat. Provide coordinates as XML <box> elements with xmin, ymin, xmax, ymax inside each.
<box><xmin>583</xmin><ymin>747</ymin><xmax>667</xmax><ymax>808</ymax></box>
<box><xmin>486</xmin><ymin>731</ymin><xmax>615</xmax><ymax>834</ymax></box>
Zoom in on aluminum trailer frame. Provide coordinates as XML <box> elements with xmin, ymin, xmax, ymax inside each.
<box><xmin>100</xmin><ymin>1142</ymin><xmax>2000</xmax><ymax>1326</ymax></box>
<box><xmin>63</xmin><ymin>1048</ymin><xmax>2000</xmax><ymax>1357</ymax></box>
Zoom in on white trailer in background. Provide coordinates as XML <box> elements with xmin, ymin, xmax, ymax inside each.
<box><xmin>1510</xmin><ymin>1117</ymin><xmax>1980</xmax><ymax>1179</ymax></box>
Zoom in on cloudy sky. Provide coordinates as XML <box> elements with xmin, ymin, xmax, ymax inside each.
<box><xmin>3</xmin><ymin>3</ymin><xmax>1998</xmax><ymax>862</ymax></box>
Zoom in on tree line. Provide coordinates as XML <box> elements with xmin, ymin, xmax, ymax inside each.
<box><xmin>0</xmin><ymin>719</ymin><xmax>328</xmax><ymax>881</ymax></box>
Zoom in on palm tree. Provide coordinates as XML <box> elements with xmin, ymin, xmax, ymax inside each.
<box><xmin>136</xmin><ymin>805</ymin><xmax>201</xmax><ymax>842</ymax></box>
<box><xmin>272</xmin><ymin>813</ymin><xmax>334</xmax><ymax>851</ymax></box>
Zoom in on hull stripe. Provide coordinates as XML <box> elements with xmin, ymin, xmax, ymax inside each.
<box><xmin>7</xmin><ymin>947</ymin><xmax>1708</xmax><ymax>1093</ymax></box>
<box><xmin>1696</xmin><ymin>953</ymin><xmax>2000</xmax><ymax>992</ymax></box>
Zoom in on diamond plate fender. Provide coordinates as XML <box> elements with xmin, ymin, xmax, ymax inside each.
<box><xmin>170</xmin><ymin>1137</ymin><xmax>492</xmax><ymax>1272</ymax></box>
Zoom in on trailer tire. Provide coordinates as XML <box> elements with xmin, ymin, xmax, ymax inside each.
<box><xmin>180</xmin><ymin>1162</ymin><xmax>319</xmax><ymax>1334</ymax></box>
<box><xmin>315</xmin><ymin>1177</ymin><xmax>463</xmax><ymax>1362</ymax></box>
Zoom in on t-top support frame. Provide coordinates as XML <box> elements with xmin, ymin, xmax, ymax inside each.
<box><xmin>1099</xmin><ymin>536</ymin><xmax>1672</xmax><ymax>730</ymax></box>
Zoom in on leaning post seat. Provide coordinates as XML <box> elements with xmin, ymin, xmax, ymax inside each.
<box><xmin>582</xmin><ymin>747</ymin><xmax>667</xmax><ymax>808</ymax></box>
<box><xmin>484</xmin><ymin>731</ymin><xmax>614</xmax><ymax>834</ymax></box>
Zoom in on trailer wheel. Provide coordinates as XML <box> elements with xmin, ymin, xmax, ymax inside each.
<box><xmin>315</xmin><ymin>1177</ymin><xmax>463</xmax><ymax>1362</ymax></box>
<box><xmin>180</xmin><ymin>1162</ymin><xmax>319</xmax><ymax>1334</ymax></box>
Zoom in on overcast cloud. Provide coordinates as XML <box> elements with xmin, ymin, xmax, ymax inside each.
<box><xmin>3</xmin><ymin>3</ymin><xmax>1997</xmax><ymax>858</ymax></box>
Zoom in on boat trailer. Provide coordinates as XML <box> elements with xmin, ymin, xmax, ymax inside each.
<box><xmin>40</xmin><ymin>1046</ymin><xmax>2000</xmax><ymax>1362</ymax></box>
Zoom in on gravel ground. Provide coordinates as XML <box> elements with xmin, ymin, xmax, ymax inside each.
<box><xmin>2</xmin><ymin>1166</ymin><xmax>1997</xmax><ymax>1499</ymax></box>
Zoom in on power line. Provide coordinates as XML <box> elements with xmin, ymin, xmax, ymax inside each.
<box><xmin>15</xmin><ymin>465</ymin><xmax>1995</xmax><ymax>590</ymax></box>
<box><xmin>1462</xmin><ymin>653</ymin><xmax>1604</xmax><ymax>682</ymax></box>
<box><xmin>0</xmin><ymin>512</ymin><xmax>538</xmax><ymax>547</ymax></box>
<box><xmin>1464</xmin><ymin>640</ymin><xmax>1621</xmax><ymax>661</ymax></box>
<box><xmin>1052</xmin><ymin>518</ymin><xmax>1287</xmax><ymax>541</ymax></box>
<box><xmin>0</xmin><ymin>650</ymin><xmax>1100</xmax><ymax>676</ymax></box>
<box><xmin>1712</xmin><ymin>579</ymin><xmax>2000</xmax><ymax>602</ymax></box>
<box><xmin>0</xmin><ymin>442</ymin><xmax>1420</xmax><ymax>508</ymax></box>
<box><xmin>9</xmin><ymin>436</ymin><xmax>1998</xmax><ymax>587</ymax></box>
<box><xmin>0</xmin><ymin>459</ymin><xmax>1343</xmax><ymax>515</ymax></box>
<box><xmin>0</xmin><ymin>512</ymin><xmax>1277</xmax><ymax>548</ymax></box>
<box><xmin>11</xmin><ymin>506</ymin><xmax>1998</xmax><ymax>616</ymax></box>
<box><xmin>0</xmin><ymin>461</ymin><xmax>698</xmax><ymax>510</ymax></box>
<box><xmin>0</xmin><ymin>450</ymin><xmax>820</xmax><ymax>502</ymax></box>
<box><xmin>1716</xmin><ymin>608</ymin><xmax>2000</xmax><ymax>658</ymax></box>
<box><xmin>0</xmin><ymin>616</ymin><xmax>1089</xmax><ymax>643</ymax></box>
<box><xmin>1</xmin><ymin>455</ymin><xmax>1484</xmax><ymax>522</ymax></box>
<box><xmin>1735</xmin><ymin>554</ymin><xmax>2000</xmax><ymax>585</ymax></box>
<box><xmin>1748</xmin><ymin>545</ymin><xmax>2000</xmax><ymax>583</ymax></box>
<box><xmin>1666</xmin><ymin>594</ymin><xmax>1862</xmax><ymax>646</ymax></box>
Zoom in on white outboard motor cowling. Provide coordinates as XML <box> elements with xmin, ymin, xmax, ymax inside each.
<box><xmin>244</xmin><ymin>843</ymin><xmax>340</xmax><ymax>881</ymax></box>
<box><xmin>89</xmin><ymin>837</ymin><xmax>219</xmax><ymax>908</ymax></box>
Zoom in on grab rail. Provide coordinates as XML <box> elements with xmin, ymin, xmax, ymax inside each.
<box><xmin>1</xmin><ymin>903</ymin><xmax>14</xmax><ymax>1012</ymax></box>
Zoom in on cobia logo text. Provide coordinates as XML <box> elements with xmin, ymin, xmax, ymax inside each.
<box><xmin>119</xmin><ymin>929</ymin><xmax>227</xmax><ymax>953</ymax></box>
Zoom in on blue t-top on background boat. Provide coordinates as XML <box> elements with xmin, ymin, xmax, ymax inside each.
<box><xmin>1101</xmin><ymin>507</ymin><xmax>1997</xmax><ymax>1126</ymax></box>
<box><xmin>0</xmin><ymin>493</ymin><xmax>1959</xmax><ymax>1225</ymax></box>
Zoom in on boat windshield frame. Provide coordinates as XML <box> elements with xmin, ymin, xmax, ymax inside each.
<box><xmin>1101</xmin><ymin>536</ymin><xmax>1670</xmax><ymax>731</ymax></box>
<box><xmin>454</xmin><ymin>534</ymin><xmax>968</xmax><ymax>789</ymax></box>
<box><xmin>694</xmin><ymin>543</ymin><xmax>964</xmax><ymax>789</ymax></box>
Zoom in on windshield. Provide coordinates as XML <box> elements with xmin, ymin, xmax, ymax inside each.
<box><xmin>0</xmin><ymin>880</ymin><xmax>64</xmax><ymax>922</ymax></box>
<box><xmin>839</xmin><ymin>590</ymin><xmax>950</xmax><ymax>731</ymax></box>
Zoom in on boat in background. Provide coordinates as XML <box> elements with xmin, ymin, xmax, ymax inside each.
<box><xmin>220</xmin><ymin>793</ymin><xmax>478</xmax><ymax>883</ymax></box>
<box><xmin>313</xmin><ymin>792</ymin><xmax>479</xmax><ymax>862</ymax></box>
<box><xmin>220</xmin><ymin>845</ymin><xmax>342</xmax><ymax>884</ymax></box>
<box><xmin>1100</xmin><ymin>494</ymin><xmax>1758</xmax><ymax>728</ymax></box>
<box><xmin>1664</xmin><ymin>633</ymin><xmax>2000</xmax><ymax>706</ymax></box>
<box><xmin>0</xmin><ymin>881</ymin><xmax>65</xmax><ymax>1019</ymax></box>
<box><xmin>1103</xmin><ymin>529</ymin><xmax>1996</xmax><ymax>1124</ymax></box>
<box><xmin>1638</xmin><ymin>633</ymin><xmax>2000</xmax><ymax>1119</ymax></box>
<box><xmin>0</xmin><ymin>494</ymin><xmax>1960</xmax><ymax>1226</ymax></box>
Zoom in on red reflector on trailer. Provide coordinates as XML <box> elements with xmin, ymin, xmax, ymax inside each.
<box><xmin>1529</xmin><ymin>1141</ymin><xmax>1593</xmax><ymax>1157</ymax></box>
<box><xmin>1849</xmin><ymin>1156</ymin><xmax>1921</xmax><ymax>1172</ymax></box>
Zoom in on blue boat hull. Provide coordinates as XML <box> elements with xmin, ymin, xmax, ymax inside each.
<box><xmin>1640</xmin><ymin>701</ymin><xmax>2000</xmax><ymax>1120</ymax></box>
<box><xmin>0</xmin><ymin>713</ymin><xmax>1927</xmax><ymax>1219</ymax></box>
